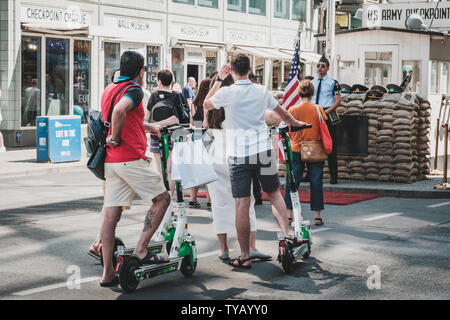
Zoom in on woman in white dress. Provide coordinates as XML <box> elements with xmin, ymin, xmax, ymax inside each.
<box><xmin>205</xmin><ymin>76</ymin><xmax>271</xmax><ymax>261</ymax></box>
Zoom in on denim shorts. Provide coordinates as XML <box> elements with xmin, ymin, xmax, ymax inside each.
<box><xmin>229</xmin><ymin>150</ymin><xmax>280</xmax><ymax>198</ymax></box>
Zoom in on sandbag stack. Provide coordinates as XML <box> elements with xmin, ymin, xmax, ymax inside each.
<box><xmin>416</xmin><ymin>95</ymin><xmax>432</xmax><ymax>179</ymax></box>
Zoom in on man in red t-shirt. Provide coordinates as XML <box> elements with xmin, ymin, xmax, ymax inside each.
<box><xmin>99</xmin><ymin>51</ymin><xmax>170</xmax><ymax>287</ymax></box>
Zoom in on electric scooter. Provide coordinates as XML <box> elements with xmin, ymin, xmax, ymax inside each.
<box><xmin>274</xmin><ymin>124</ymin><xmax>313</xmax><ymax>274</ymax></box>
<box><xmin>115</xmin><ymin>125</ymin><xmax>200</xmax><ymax>292</ymax></box>
<box><xmin>89</xmin><ymin>131</ymin><xmax>178</xmax><ymax>268</ymax></box>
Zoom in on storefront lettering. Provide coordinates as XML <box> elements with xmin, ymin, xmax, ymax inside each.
<box><xmin>228</xmin><ymin>30</ymin><xmax>263</xmax><ymax>43</ymax></box>
<box><xmin>25</xmin><ymin>7</ymin><xmax>89</xmax><ymax>26</ymax></box>
<box><xmin>117</xmin><ymin>18</ymin><xmax>151</xmax><ymax>32</ymax></box>
<box><xmin>381</xmin><ymin>9</ymin><xmax>402</xmax><ymax>21</ymax></box>
<box><xmin>179</xmin><ymin>25</ymin><xmax>210</xmax><ymax>39</ymax></box>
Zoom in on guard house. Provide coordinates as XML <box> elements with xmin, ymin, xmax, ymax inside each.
<box><xmin>314</xmin><ymin>26</ymin><xmax>450</xmax><ymax>171</ymax></box>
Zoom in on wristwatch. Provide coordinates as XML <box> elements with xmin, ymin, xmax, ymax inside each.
<box><xmin>110</xmin><ymin>139</ymin><xmax>121</xmax><ymax>147</ymax></box>
<box><xmin>215</xmin><ymin>76</ymin><xmax>224</xmax><ymax>83</ymax></box>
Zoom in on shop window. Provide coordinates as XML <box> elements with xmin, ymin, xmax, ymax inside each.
<box><xmin>364</xmin><ymin>51</ymin><xmax>392</xmax><ymax>88</ymax></box>
<box><xmin>147</xmin><ymin>46</ymin><xmax>160</xmax><ymax>91</ymax></box>
<box><xmin>173</xmin><ymin>0</ymin><xmax>194</xmax><ymax>5</ymax></box>
<box><xmin>172</xmin><ymin>48</ymin><xmax>185</xmax><ymax>87</ymax></box>
<box><xmin>249</xmin><ymin>0</ymin><xmax>266</xmax><ymax>16</ymax></box>
<box><xmin>228</xmin><ymin>0</ymin><xmax>246</xmax><ymax>13</ymax></box>
<box><xmin>292</xmin><ymin>0</ymin><xmax>307</xmax><ymax>22</ymax></box>
<box><xmin>104</xmin><ymin>42</ymin><xmax>120</xmax><ymax>88</ymax></box>
<box><xmin>338</xmin><ymin>61</ymin><xmax>356</xmax><ymax>86</ymax></box>
<box><xmin>198</xmin><ymin>0</ymin><xmax>218</xmax><ymax>8</ymax></box>
<box><xmin>283</xmin><ymin>61</ymin><xmax>292</xmax><ymax>90</ymax></box>
<box><xmin>46</xmin><ymin>38</ymin><xmax>69</xmax><ymax>117</ymax></box>
<box><xmin>255</xmin><ymin>56</ymin><xmax>264</xmax><ymax>85</ymax></box>
<box><xmin>402</xmin><ymin>60</ymin><xmax>420</xmax><ymax>93</ymax></box>
<box><xmin>440</xmin><ymin>63</ymin><xmax>448</xmax><ymax>94</ymax></box>
<box><xmin>430</xmin><ymin>61</ymin><xmax>438</xmax><ymax>94</ymax></box>
<box><xmin>73</xmin><ymin>40</ymin><xmax>91</xmax><ymax>124</ymax></box>
<box><xmin>274</xmin><ymin>0</ymin><xmax>290</xmax><ymax>19</ymax></box>
<box><xmin>21</xmin><ymin>36</ymin><xmax>42</xmax><ymax>127</ymax></box>
<box><xmin>272</xmin><ymin>60</ymin><xmax>281</xmax><ymax>90</ymax></box>
<box><xmin>206</xmin><ymin>51</ymin><xmax>218</xmax><ymax>78</ymax></box>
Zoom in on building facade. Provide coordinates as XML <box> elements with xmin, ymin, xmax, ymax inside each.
<box><xmin>0</xmin><ymin>0</ymin><xmax>321</xmax><ymax>148</ymax></box>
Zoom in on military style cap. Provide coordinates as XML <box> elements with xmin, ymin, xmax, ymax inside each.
<box><xmin>351</xmin><ymin>84</ymin><xmax>369</xmax><ymax>94</ymax></box>
<box><xmin>370</xmin><ymin>85</ymin><xmax>387</xmax><ymax>94</ymax></box>
<box><xmin>340</xmin><ymin>83</ymin><xmax>352</xmax><ymax>94</ymax></box>
<box><xmin>366</xmin><ymin>89</ymin><xmax>384</xmax><ymax>100</ymax></box>
<box><xmin>386</xmin><ymin>84</ymin><xmax>403</xmax><ymax>93</ymax></box>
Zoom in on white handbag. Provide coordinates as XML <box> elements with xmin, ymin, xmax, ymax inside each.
<box><xmin>171</xmin><ymin>137</ymin><xmax>218</xmax><ymax>189</ymax></box>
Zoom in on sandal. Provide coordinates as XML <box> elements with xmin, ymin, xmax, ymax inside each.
<box><xmin>100</xmin><ymin>276</ymin><xmax>119</xmax><ymax>287</ymax></box>
<box><xmin>285</xmin><ymin>237</ymin><xmax>309</xmax><ymax>247</ymax></box>
<box><xmin>142</xmin><ymin>251</ymin><xmax>168</xmax><ymax>265</ymax></box>
<box><xmin>229</xmin><ymin>257</ymin><xmax>252</xmax><ymax>269</ymax></box>
<box><xmin>315</xmin><ymin>218</ymin><xmax>324</xmax><ymax>226</ymax></box>
<box><xmin>218</xmin><ymin>252</ymin><xmax>230</xmax><ymax>261</ymax></box>
<box><xmin>189</xmin><ymin>201</ymin><xmax>201</xmax><ymax>209</ymax></box>
<box><xmin>88</xmin><ymin>246</ymin><xmax>100</xmax><ymax>259</ymax></box>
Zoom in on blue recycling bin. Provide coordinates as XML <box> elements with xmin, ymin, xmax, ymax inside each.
<box><xmin>36</xmin><ymin>116</ymin><xmax>82</xmax><ymax>163</ymax></box>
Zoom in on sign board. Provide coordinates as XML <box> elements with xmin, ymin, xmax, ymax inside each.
<box><xmin>36</xmin><ymin>116</ymin><xmax>81</xmax><ymax>163</ymax></box>
<box><xmin>95</xmin><ymin>16</ymin><xmax>164</xmax><ymax>43</ymax></box>
<box><xmin>185</xmin><ymin>48</ymin><xmax>206</xmax><ymax>64</ymax></box>
<box><xmin>21</xmin><ymin>5</ymin><xmax>91</xmax><ymax>28</ymax></box>
<box><xmin>171</xmin><ymin>23</ymin><xmax>219</xmax><ymax>42</ymax></box>
<box><xmin>363</xmin><ymin>2</ymin><xmax>450</xmax><ymax>30</ymax></box>
<box><xmin>225</xmin><ymin>29</ymin><xmax>266</xmax><ymax>46</ymax></box>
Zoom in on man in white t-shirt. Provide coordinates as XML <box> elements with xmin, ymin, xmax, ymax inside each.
<box><xmin>204</xmin><ymin>54</ymin><xmax>308</xmax><ymax>269</ymax></box>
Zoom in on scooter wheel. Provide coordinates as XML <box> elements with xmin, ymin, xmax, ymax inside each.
<box><xmin>100</xmin><ymin>238</ymin><xmax>125</xmax><ymax>268</ymax></box>
<box><xmin>281</xmin><ymin>250</ymin><xmax>295</xmax><ymax>274</ymax></box>
<box><xmin>180</xmin><ymin>255</ymin><xmax>197</xmax><ymax>277</ymax></box>
<box><xmin>118</xmin><ymin>257</ymin><xmax>140</xmax><ymax>292</ymax></box>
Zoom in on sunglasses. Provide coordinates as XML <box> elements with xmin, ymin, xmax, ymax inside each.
<box><xmin>317</xmin><ymin>63</ymin><xmax>327</xmax><ymax>69</ymax></box>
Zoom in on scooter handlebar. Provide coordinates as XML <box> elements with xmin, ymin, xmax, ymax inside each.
<box><xmin>277</xmin><ymin>124</ymin><xmax>312</xmax><ymax>134</ymax></box>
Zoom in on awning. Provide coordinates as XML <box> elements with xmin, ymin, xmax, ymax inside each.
<box><xmin>21</xmin><ymin>22</ymin><xmax>89</xmax><ymax>36</ymax></box>
<box><xmin>280</xmin><ymin>49</ymin><xmax>321</xmax><ymax>64</ymax></box>
<box><xmin>233</xmin><ymin>45</ymin><xmax>293</xmax><ymax>61</ymax></box>
<box><xmin>171</xmin><ymin>38</ymin><xmax>226</xmax><ymax>50</ymax></box>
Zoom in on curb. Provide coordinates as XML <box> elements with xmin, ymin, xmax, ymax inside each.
<box><xmin>0</xmin><ymin>163</ymin><xmax>87</xmax><ymax>179</ymax></box>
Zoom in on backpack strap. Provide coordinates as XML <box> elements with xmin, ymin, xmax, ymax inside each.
<box><xmin>102</xmin><ymin>81</ymin><xmax>139</xmax><ymax>144</ymax></box>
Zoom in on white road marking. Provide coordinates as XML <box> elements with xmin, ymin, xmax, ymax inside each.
<box><xmin>13</xmin><ymin>277</ymin><xmax>101</xmax><ymax>296</ymax></box>
<box><xmin>362</xmin><ymin>212</ymin><xmax>404</xmax><ymax>222</ymax></box>
<box><xmin>427</xmin><ymin>201</ymin><xmax>450</xmax><ymax>208</ymax></box>
<box><xmin>311</xmin><ymin>227</ymin><xmax>331</xmax><ymax>233</ymax></box>
<box><xmin>12</xmin><ymin>249</ymin><xmax>235</xmax><ymax>296</ymax></box>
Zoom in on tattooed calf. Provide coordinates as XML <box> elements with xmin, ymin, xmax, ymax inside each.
<box><xmin>143</xmin><ymin>209</ymin><xmax>156</xmax><ymax>232</ymax></box>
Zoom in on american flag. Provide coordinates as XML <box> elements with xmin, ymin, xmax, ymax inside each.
<box><xmin>278</xmin><ymin>40</ymin><xmax>300</xmax><ymax>161</ymax></box>
<box><xmin>281</xmin><ymin>40</ymin><xmax>301</xmax><ymax>110</ymax></box>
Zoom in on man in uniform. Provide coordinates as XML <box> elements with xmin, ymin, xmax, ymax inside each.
<box><xmin>311</xmin><ymin>55</ymin><xmax>341</xmax><ymax>184</ymax></box>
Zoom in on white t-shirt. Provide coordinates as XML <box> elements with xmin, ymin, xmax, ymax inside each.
<box><xmin>210</xmin><ymin>79</ymin><xmax>278</xmax><ymax>158</ymax></box>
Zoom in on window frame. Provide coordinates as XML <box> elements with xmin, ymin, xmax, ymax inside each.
<box><xmin>21</xmin><ymin>33</ymin><xmax>93</xmax><ymax>128</ymax></box>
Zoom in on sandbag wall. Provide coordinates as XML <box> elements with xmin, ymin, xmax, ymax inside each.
<box><xmin>328</xmin><ymin>92</ymin><xmax>431</xmax><ymax>183</ymax></box>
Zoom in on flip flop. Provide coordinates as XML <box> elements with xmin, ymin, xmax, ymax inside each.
<box><xmin>218</xmin><ymin>252</ymin><xmax>230</xmax><ymax>261</ymax></box>
<box><xmin>100</xmin><ymin>276</ymin><xmax>119</xmax><ymax>287</ymax></box>
<box><xmin>142</xmin><ymin>251</ymin><xmax>168</xmax><ymax>265</ymax></box>
<box><xmin>87</xmin><ymin>248</ymin><xmax>100</xmax><ymax>259</ymax></box>
<box><xmin>229</xmin><ymin>257</ymin><xmax>252</xmax><ymax>269</ymax></box>
<box><xmin>249</xmin><ymin>250</ymin><xmax>272</xmax><ymax>261</ymax></box>
<box><xmin>315</xmin><ymin>218</ymin><xmax>324</xmax><ymax>226</ymax></box>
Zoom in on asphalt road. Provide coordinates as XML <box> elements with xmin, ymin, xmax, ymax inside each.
<box><xmin>0</xmin><ymin>171</ymin><xmax>449</xmax><ymax>300</ymax></box>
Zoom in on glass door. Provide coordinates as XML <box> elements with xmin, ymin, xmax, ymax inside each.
<box><xmin>46</xmin><ymin>38</ymin><xmax>70</xmax><ymax>116</ymax></box>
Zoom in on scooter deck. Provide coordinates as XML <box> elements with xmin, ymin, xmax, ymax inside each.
<box><xmin>134</xmin><ymin>256</ymin><xmax>184</xmax><ymax>281</ymax></box>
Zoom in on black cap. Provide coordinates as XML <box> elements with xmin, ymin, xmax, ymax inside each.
<box><xmin>370</xmin><ymin>85</ymin><xmax>387</xmax><ymax>94</ymax></box>
<box><xmin>341</xmin><ymin>83</ymin><xmax>352</xmax><ymax>94</ymax></box>
<box><xmin>386</xmin><ymin>84</ymin><xmax>403</xmax><ymax>93</ymax></box>
<box><xmin>351</xmin><ymin>84</ymin><xmax>369</xmax><ymax>94</ymax></box>
<box><xmin>366</xmin><ymin>89</ymin><xmax>384</xmax><ymax>100</ymax></box>
<box><xmin>319</xmin><ymin>55</ymin><xmax>330</xmax><ymax>66</ymax></box>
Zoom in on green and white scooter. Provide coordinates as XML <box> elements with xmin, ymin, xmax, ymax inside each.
<box><xmin>275</xmin><ymin>124</ymin><xmax>313</xmax><ymax>273</ymax></box>
<box><xmin>91</xmin><ymin>132</ymin><xmax>178</xmax><ymax>268</ymax></box>
<box><xmin>115</xmin><ymin>125</ymin><xmax>199</xmax><ymax>292</ymax></box>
